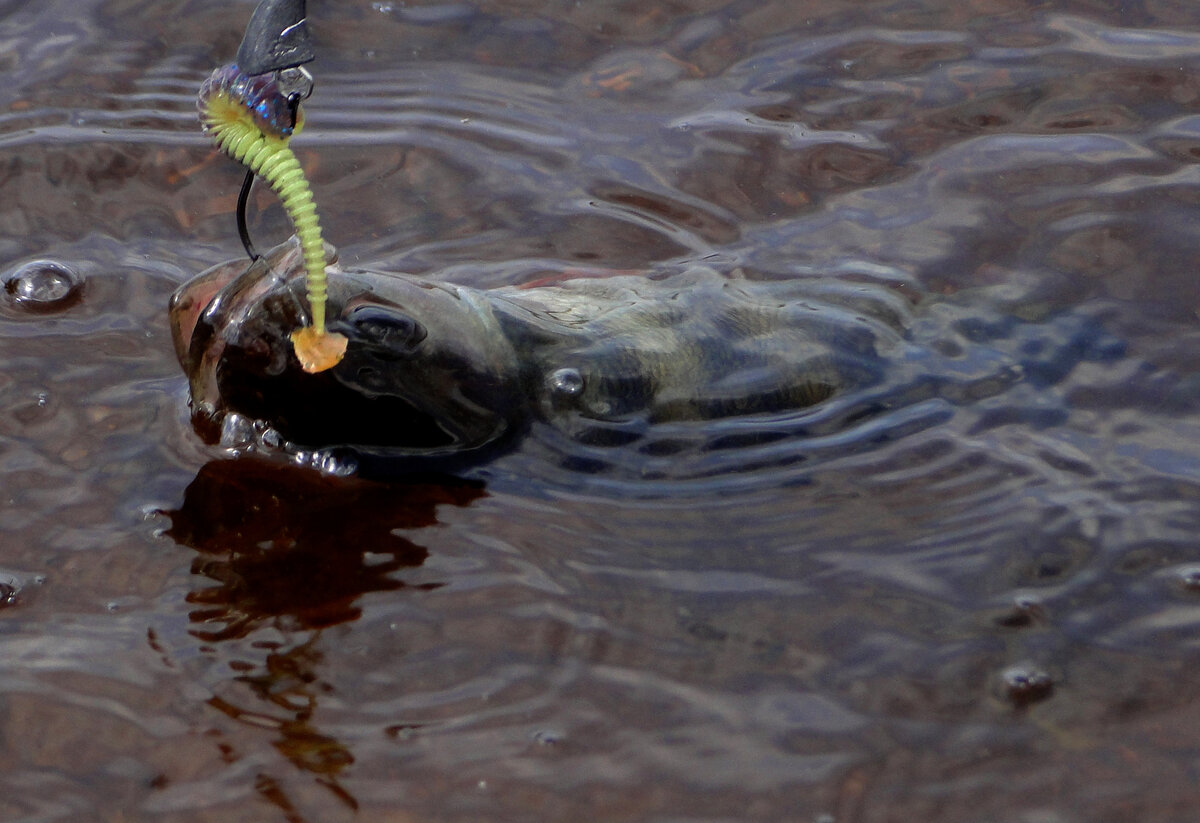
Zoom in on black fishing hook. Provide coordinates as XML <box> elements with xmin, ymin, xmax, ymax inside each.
<box><xmin>236</xmin><ymin>168</ymin><xmax>259</xmax><ymax>261</ymax></box>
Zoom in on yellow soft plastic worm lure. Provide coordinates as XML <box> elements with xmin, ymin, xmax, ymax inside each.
<box><xmin>197</xmin><ymin>63</ymin><xmax>347</xmax><ymax>373</ymax></box>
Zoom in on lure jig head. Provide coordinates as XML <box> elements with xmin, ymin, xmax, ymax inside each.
<box><xmin>197</xmin><ymin>0</ymin><xmax>346</xmax><ymax>373</ymax></box>
<box><xmin>236</xmin><ymin>0</ymin><xmax>315</xmax><ymax>76</ymax></box>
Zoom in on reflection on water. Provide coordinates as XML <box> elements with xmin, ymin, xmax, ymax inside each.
<box><xmin>168</xmin><ymin>458</ymin><xmax>474</xmax><ymax>638</ymax></box>
<box><xmin>0</xmin><ymin>0</ymin><xmax>1199</xmax><ymax>820</ymax></box>
<box><xmin>166</xmin><ymin>459</ymin><xmax>480</xmax><ymax>816</ymax></box>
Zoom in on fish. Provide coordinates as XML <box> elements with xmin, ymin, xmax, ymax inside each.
<box><xmin>170</xmin><ymin>237</ymin><xmax>932</xmax><ymax>478</ymax></box>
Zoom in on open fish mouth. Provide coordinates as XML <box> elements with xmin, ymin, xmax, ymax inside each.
<box><xmin>169</xmin><ymin>238</ymin><xmax>520</xmax><ymax>475</ymax></box>
<box><xmin>169</xmin><ymin>239</ymin><xmax>310</xmax><ymax>444</ymax></box>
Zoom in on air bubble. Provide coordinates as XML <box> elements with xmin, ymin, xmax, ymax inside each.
<box><xmin>998</xmin><ymin>663</ymin><xmax>1054</xmax><ymax>706</ymax></box>
<box><xmin>1174</xmin><ymin>565</ymin><xmax>1200</xmax><ymax>591</ymax></box>
<box><xmin>532</xmin><ymin>729</ymin><xmax>563</xmax><ymax>746</ymax></box>
<box><xmin>4</xmin><ymin>260</ymin><xmax>83</xmax><ymax>311</ymax></box>
<box><xmin>385</xmin><ymin>724</ymin><xmax>421</xmax><ymax>740</ymax></box>
<box><xmin>548</xmin><ymin>367</ymin><xmax>584</xmax><ymax>398</ymax></box>
<box><xmin>0</xmin><ymin>579</ymin><xmax>20</xmax><ymax>608</ymax></box>
<box><xmin>993</xmin><ymin>593</ymin><xmax>1046</xmax><ymax>628</ymax></box>
<box><xmin>259</xmin><ymin>427</ymin><xmax>284</xmax><ymax>449</ymax></box>
<box><xmin>219</xmin><ymin>413</ymin><xmax>255</xmax><ymax>448</ymax></box>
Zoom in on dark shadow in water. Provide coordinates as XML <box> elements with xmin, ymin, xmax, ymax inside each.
<box><xmin>164</xmin><ymin>457</ymin><xmax>485</xmax><ymax>821</ymax></box>
<box><xmin>167</xmin><ymin>456</ymin><xmax>483</xmax><ymax>638</ymax></box>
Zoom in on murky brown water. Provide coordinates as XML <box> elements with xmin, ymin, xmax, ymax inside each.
<box><xmin>3</xmin><ymin>0</ymin><xmax>1200</xmax><ymax>820</ymax></box>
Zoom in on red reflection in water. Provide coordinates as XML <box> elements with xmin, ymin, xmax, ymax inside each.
<box><xmin>164</xmin><ymin>457</ymin><xmax>483</xmax><ymax>817</ymax></box>
<box><xmin>166</xmin><ymin>456</ymin><xmax>482</xmax><ymax>638</ymax></box>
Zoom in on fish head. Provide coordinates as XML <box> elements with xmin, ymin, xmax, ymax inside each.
<box><xmin>169</xmin><ymin>239</ymin><xmax>523</xmax><ymax>466</ymax></box>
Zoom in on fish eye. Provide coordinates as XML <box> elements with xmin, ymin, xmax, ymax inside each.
<box><xmin>347</xmin><ymin>305</ymin><xmax>428</xmax><ymax>356</ymax></box>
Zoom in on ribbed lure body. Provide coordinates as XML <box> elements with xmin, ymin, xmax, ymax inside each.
<box><xmin>198</xmin><ymin>64</ymin><xmax>345</xmax><ymax>370</ymax></box>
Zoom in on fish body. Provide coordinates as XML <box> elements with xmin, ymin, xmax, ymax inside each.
<box><xmin>170</xmin><ymin>238</ymin><xmax>918</xmax><ymax>476</ymax></box>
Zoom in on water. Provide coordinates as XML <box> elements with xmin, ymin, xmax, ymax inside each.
<box><xmin>2</xmin><ymin>0</ymin><xmax>1200</xmax><ymax>820</ymax></box>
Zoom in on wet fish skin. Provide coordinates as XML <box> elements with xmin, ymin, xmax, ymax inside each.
<box><xmin>170</xmin><ymin>238</ymin><xmax>913</xmax><ymax>472</ymax></box>
<box><xmin>490</xmin><ymin>269</ymin><xmax>908</xmax><ymax>426</ymax></box>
